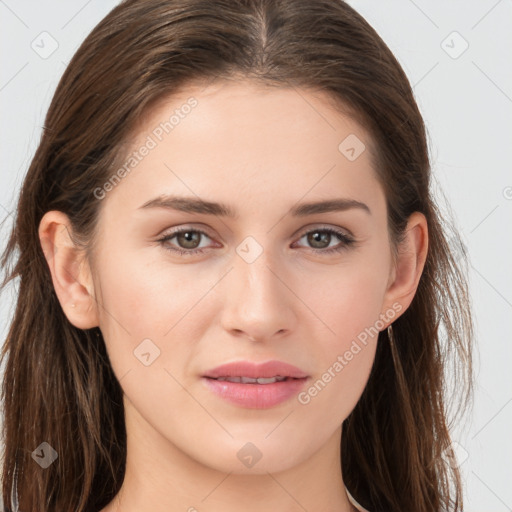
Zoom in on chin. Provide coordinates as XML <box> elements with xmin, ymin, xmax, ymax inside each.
<box><xmin>186</xmin><ymin>434</ymin><xmax>309</xmax><ymax>475</ymax></box>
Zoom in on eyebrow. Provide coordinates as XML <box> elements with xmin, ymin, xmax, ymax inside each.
<box><xmin>138</xmin><ymin>195</ymin><xmax>371</xmax><ymax>217</ymax></box>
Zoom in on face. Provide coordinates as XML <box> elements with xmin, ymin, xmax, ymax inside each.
<box><xmin>84</xmin><ymin>80</ymin><xmax>399</xmax><ymax>474</ymax></box>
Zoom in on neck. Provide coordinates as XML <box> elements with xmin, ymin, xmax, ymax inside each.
<box><xmin>104</xmin><ymin>401</ymin><xmax>357</xmax><ymax>512</ymax></box>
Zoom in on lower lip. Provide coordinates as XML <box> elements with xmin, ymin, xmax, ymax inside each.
<box><xmin>202</xmin><ymin>377</ymin><xmax>308</xmax><ymax>409</ymax></box>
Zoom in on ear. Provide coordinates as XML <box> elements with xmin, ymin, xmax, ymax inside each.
<box><xmin>39</xmin><ymin>210</ymin><xmax>99</xmax><ymax>329</ymax></box>
<box><xmin>381</xmin><ymin>211</ymin><xmax>429</xmax><ymax>326</ymax></box>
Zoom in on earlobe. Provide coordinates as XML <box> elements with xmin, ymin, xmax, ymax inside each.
<box><xmin>39</xmin><ymin>211</ymin><xmax>99</xmax><ymax>329</ymax></box>
<box><xmin>381</xmin><ymin>212</ymin><xmax>429</xmax><ymax>325</ymax></box>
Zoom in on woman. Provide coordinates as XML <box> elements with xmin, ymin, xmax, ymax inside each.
<box><xmin>0</xmin><ymin>0</ymin><xmax>473</xmax><ymax>511</ymax></box>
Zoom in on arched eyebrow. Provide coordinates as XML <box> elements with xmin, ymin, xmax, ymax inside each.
<box><xmin>138</xmin><ymin>195</ymin><xmax>371</xmax><ymax>218</ymax></box>
<box><xmin>291</xmin><ymin>198</ymin><xmax>371</xmax><ymax>216</ymax></box>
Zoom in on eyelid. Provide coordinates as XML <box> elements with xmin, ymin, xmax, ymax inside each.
<box><xmin>157</xmin><ymin>223</ymin><xmax>216</xmax><ymax>240</ymax></box>
<box><xmin>295</xmin><ymin>223</ymin><xmax>353</xmax><ymax>239</ymax></box>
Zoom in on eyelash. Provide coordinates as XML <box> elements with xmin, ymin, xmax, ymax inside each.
<box><xmin>157</xmin><ymin>226</ymin><xmax>355</xmax><ymax>257</ymax></box>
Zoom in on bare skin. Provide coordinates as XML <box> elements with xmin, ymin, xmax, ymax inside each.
<box><xmin>40</xmin><ymin>80</ymin><xmax>428</xmax><ymax>512</ymax></box>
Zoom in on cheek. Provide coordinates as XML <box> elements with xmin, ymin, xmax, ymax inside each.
<box><xmin>94</xmin><ymin>255</ymin><xmax>212</xmax><ymax>435</ymax></box>
<box><xmin>301</xmin><ymin>254</ymin><xmax>389</xmax><ymax>345</ymax></box>
<box><xmin>292</xmin><ymin>257</ymin><xmax>388</xmax><ymax>416</ymax></box>
<box><xmin>93</xmin><ymin>249</ymin><xmax>210</xmax><ymax>376</ymax></box>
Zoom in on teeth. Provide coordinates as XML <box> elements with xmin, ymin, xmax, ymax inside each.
<box><xmin>215</xmin><ymin>376</ymin><xmax>288</xmax><ymax>384</ymax></box>
<box><xmin>255</xmin><ymin>377</ymin><xmax>278</xmax><ymax>384</ymax></box>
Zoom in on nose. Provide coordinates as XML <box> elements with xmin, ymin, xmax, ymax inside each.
<box><xmin>219</xmin><ymin>244</ymin><xmax>297</xmax><ymax>343</ymax></box>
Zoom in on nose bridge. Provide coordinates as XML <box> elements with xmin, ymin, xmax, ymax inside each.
<box><xmin>234</xmin><ymin>237</ymin><xmax>284</xmax><ymax>309</ymax></box>
<box><xmin>220</xmin><ymin>235</ymin><xmax>295</xmax><ymax>340</ymax></box>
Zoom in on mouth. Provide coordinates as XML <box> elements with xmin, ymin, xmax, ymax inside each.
<box><xmin>201</xmin><ymin>375</ymin><xmax>308</xmax><ymax>409</ymax></box>
<box><xmin>202</xmin><ymin>359</ymin><xmax>309</xmax><ymax>380</ymax></box>
<box><xmin>205</xmin><ymin>375</ymin><xmax>298</xmax><ymax>384</ymax></box>
<box><xmin>201</xmin><ymin>360</ymin><xmax>309</xmax><ymax>409</ymax></box>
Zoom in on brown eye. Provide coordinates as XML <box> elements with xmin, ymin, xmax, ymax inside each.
<box><xmin>158</xmin><ymin>228</ymin><xmax>214</xmax><ymax>256</ymax></box>
<box><xmin>176</xmin><ymin>230</ymin><xmax>202</xmax><ymax>249</ymax></box>
<box><xmin>307</xmin><ymin>230</ymin><xmax>332</xmax><ymax>249</ymax></box>
<box><xmin>295</xmin><ymin>227</ymin><xmax>355</xmax><ymax>254</ymax></box>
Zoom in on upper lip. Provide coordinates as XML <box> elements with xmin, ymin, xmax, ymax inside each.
<box><xmin>203</xmin><ymin>360</ymin><xmax>309</xmax><ymax>379</ymax></box>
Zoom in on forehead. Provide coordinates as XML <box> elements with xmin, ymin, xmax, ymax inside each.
<box><xmin>106</xmin><ymin>80</ymin><xmax>383</xmax><ymax>218</ymax></box>
<box><xmin>137</xmin><ymin>79</ymin><xmax>368</xmax><ymax>145</ymax></box>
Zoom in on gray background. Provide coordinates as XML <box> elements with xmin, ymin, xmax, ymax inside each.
<box><xmin>1</xmin><ymin>1</ymin><xmax>511</xmax><ymax>510</ymax></box>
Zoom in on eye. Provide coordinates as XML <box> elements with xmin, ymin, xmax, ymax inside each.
<box><xmin>293</xmin><ymin>227</ymin><xmax>355</xmax><ymax>254</ymax></box>
<box><xmin>157</xmin><ymin>225</ymin><xmax>355</xmax><ymax>257</ymax></box>
<box><xmin>157</xmin><ymin>227</ymin><xmax>215</xmax><ymax>256</ymax></box>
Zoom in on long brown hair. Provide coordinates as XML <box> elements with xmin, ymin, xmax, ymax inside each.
<box><xmin>0</xmin><ymin>1</ymin><xmax>473</xmax><ymax>510</ymax></box>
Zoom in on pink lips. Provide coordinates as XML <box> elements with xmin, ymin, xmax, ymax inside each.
<box><xmin>201</xmin><ymin>360</ymin><xmax>309</xmax><ymax>409</ymax></box>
